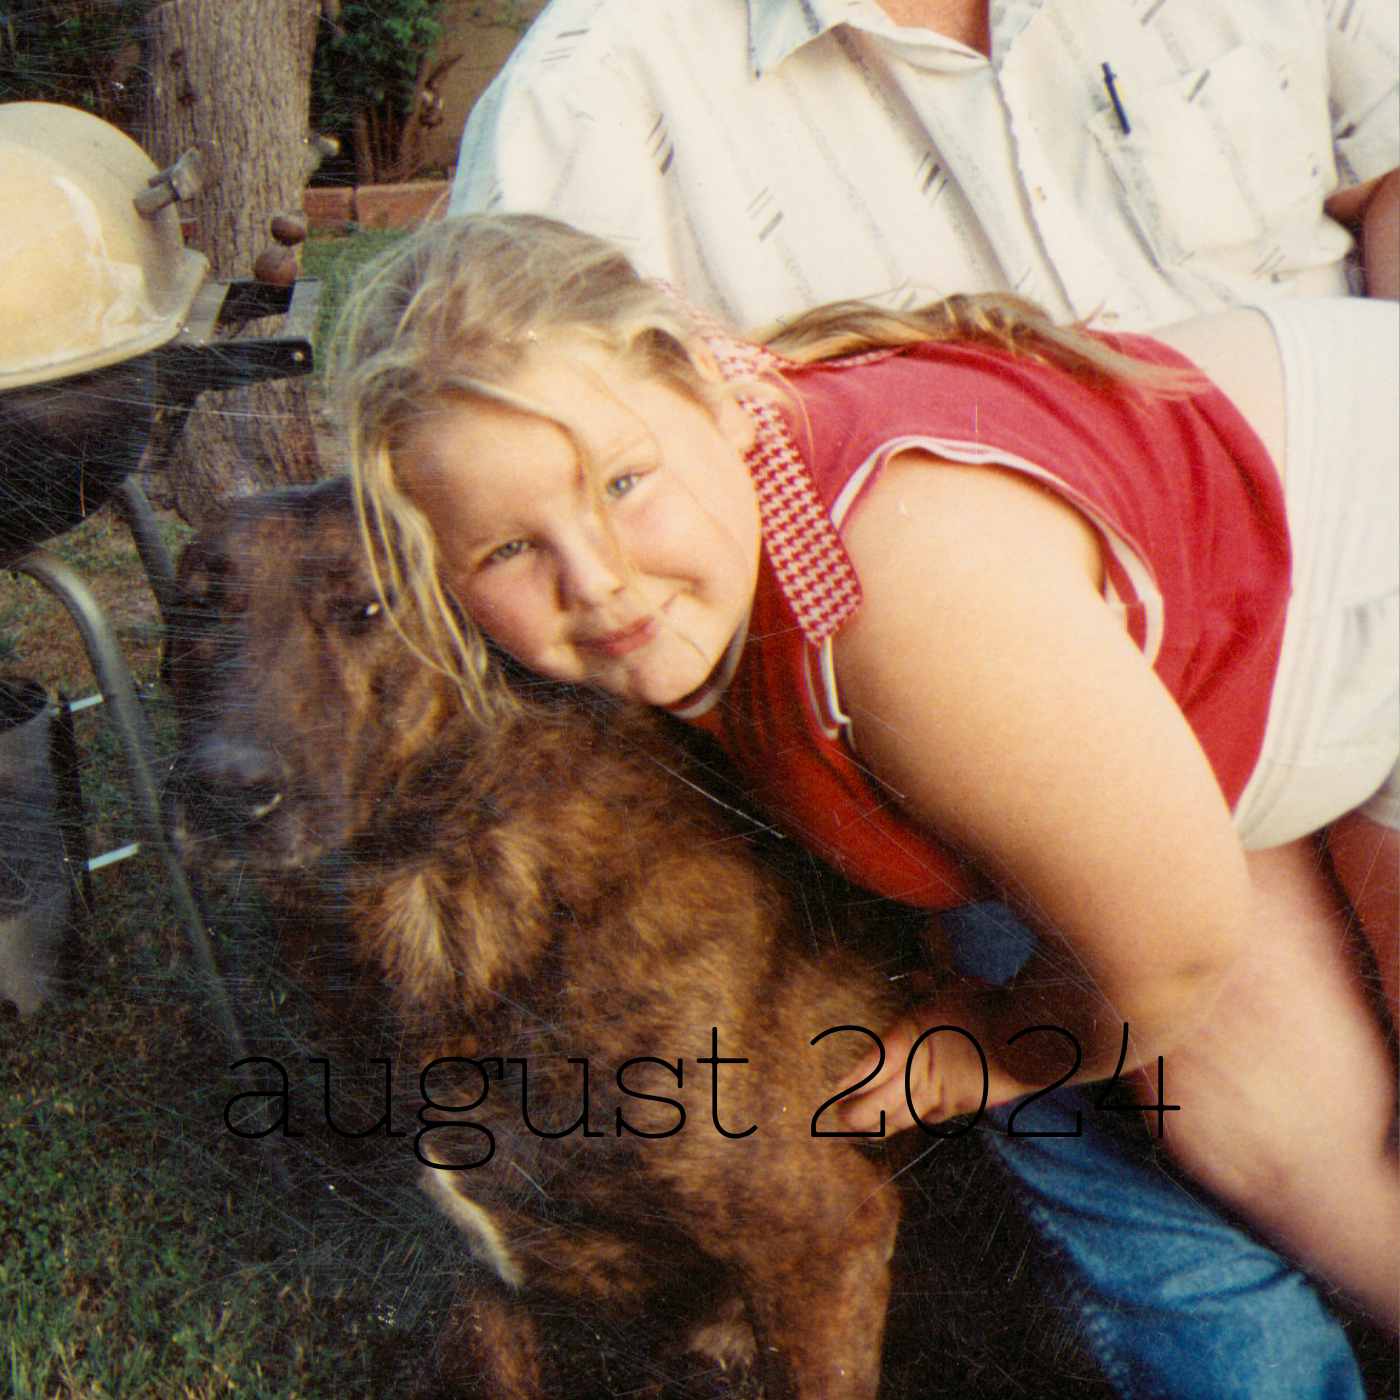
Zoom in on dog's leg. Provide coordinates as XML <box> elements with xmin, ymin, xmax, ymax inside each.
<box><xmin>417</xmin><ymin>1286</ymin><xmax>545</xmax><ymax>1400</ymax></box>
<box><xmin>741</xmin><ymin>1189</ymin><xmax>899</xmax><ymax>1400</ymax></box>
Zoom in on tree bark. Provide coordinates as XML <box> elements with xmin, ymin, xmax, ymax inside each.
<box><xmin>143</xmin><ymin>0</ymin><xmax>323</xmax><ymax>524</ymax></box>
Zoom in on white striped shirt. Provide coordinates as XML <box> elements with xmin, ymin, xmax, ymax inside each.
<box><xmin>450</xmin><ymin>0</ymin><xmax>1398</xmax><ymax>331</ymax></box>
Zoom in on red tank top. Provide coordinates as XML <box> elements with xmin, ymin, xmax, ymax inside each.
<box><xmin>679</xmin><ymin>337</ymin><xmax>1291</xmax><ymax>909</ymax></box>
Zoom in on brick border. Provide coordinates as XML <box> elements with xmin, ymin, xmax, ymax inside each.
<box><xmin>303</xmin><ymin>180</ymin><xmax>451</xmax><ymax>230</ymax></box>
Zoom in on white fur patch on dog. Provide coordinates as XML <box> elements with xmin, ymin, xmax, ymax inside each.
<box><xmin>686</xmin><ymin>1294</ymin><xmax>758</xmax><ymax>1371</ymax></box>
<box><xmin>419</xmin><ymin>1160</ymin><xmax>523</xmax><ymax>1289</ymax></box>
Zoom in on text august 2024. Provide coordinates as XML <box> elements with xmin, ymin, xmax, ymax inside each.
<box><xmin>223</xmin><ymin>1023</ymin><xmax>1179</xmax><ymax>1169</ymax></box>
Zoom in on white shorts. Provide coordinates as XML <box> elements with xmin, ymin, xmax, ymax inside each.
<box><xmin>1231</xmin><ymin>298</ymin><xmax>1399</xmax><ymax>849</ymax></box>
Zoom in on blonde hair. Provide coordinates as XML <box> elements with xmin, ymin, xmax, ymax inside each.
<box><xmin>761</xmin><ymin>294</ymin><xmax>1186</xmax><ymax>389</ymax></box>
<box><xmin>333</xmin><ymin>213</ymin><xmax>1193</xmax><ymax>711</ymax></box>
<box><xmin>332</xmin><ymin>214</ymin><xmax>727</xmax><ymax>717</ymax></box>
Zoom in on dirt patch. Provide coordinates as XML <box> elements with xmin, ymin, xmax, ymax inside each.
<box><xmin>1</xmin><ymin>508</ymin><xmax>184</xmax><ymax>698</ymax></box>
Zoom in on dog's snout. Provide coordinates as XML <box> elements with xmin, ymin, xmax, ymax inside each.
<box><xmin>181</xmin><ymin>738</ymin><xmax>289</xmax><ymax>830</ymax></box>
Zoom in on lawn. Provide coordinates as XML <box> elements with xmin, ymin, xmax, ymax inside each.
<box><xmin>0</xmin><ymin>229</ymin><xmax>461</xmax><ymax>1399</ymax></box>
<box><xmin>1</xmin><ymin>873</ymin><xmax>458</xmax><ymax>1399</ymax></box>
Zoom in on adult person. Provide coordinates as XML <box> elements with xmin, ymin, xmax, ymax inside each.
<box><xmin>450</xmin><ymin>0</ymin><xmax>1398</xmax><ymax>321</ymax></box>
<box><xmin>445</xmin><ymin>2</ymin><xmax>1399</xmax><ymax>1395</ymax></box>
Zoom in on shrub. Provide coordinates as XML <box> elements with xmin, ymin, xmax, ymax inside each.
<box><xmin>311</xmin><ymin>0</ymin><xmax>448</xmax><ymax>186</ymax></box>
<box><xmin>0</xmin><ymin>0</ymin><xmax>150</xmax><ymax>129</ymax></box>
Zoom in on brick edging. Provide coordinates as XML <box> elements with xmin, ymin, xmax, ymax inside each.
<box><xmin>303</xmin><ymin>180</ymin><xmax>452</xmax><ymax>231</ymax></box>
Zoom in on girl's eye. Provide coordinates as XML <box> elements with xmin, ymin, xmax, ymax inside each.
<box><xmin>604</xmin><ymin>471</ymin><xmax>641</xmax><ymax>500</ymax></box>
<box><xmin>483</xmin><ymin>539</ymin><xmax>529</xmax><ymax>567</ymax></box>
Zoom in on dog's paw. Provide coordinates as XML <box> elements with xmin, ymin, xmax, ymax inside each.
<box><xmin>684</xmin><ymin>1294</ymin><xmax>757</xmax><ymax>1372</ymax></box>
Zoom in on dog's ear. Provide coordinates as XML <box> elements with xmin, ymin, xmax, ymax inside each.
<box><xmin>161</xmin><ymin>537</ymin><xmax>207</xmax><ymax>690</ymax></box>
<box><xmin>161</xmin><ymin>531</ymin><xmax>234</xmax><ymax>694</ymax></box>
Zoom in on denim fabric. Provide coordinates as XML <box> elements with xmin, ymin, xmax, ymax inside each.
<box><xmin>938</xmin><ymin>902</ymin><xmax>1365</xmax><ymax>1399</ymax></box>
<box><xmin>982</xmin><ymin>1089</ymin><xmax>1365</xmax><ymax>1399</ymax></box>
<box><xmin>940</xmin><ymin>900</ymin><xmax>1042</xmax><ymax>986</ymax></box>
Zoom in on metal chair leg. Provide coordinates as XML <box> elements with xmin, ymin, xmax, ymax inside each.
<box><xmin>11</xmin><ymin>547</ymin><xmax>250</xmax><ymax>1064</ymax></box>
<box><xmin>110</xmin><ymin>476</ymin><xmax>178</xmax><ymax>625</ymax></box>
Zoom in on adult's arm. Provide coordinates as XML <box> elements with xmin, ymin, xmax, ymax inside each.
<box><xmin>831</xmin><ymin>455</ymin><xmax>1251</xmax><ymax>1129</ymax></box>
<box><xmin>1324</xmin><ymin>0</ymin><xmax>1398</xmax><ymax>297</ymax></box>
<box><xmin>1325</xmin><ymin>169</ymin><xmax>1399</xmax><ymax>300</ymax></box>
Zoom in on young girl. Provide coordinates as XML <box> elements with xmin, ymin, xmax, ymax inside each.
<box><xmin>334</xmin><ymin>213</ymin><xmax>1398</xmax><ymax>1328</ymax></box>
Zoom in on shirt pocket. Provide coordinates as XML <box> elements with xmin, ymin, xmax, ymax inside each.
<box><xmin>1087</xmin><ymin>44</ymin><xmax>1328</xmax><ymax>270</ymax></box>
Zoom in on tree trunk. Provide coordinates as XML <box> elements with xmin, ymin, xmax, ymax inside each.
<box><xmin>143</xmin><ymin>0</ymin><xmax>323</xmax><ymax>525</ymax></box>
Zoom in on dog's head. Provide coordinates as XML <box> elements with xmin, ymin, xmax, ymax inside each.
<box><xmin>166</xmin><ymin>477</ymin><xmax>466</xmax><ymax>871</ymax></box>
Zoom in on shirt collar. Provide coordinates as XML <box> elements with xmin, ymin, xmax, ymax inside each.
<box><xmin>748</xmin><ymin>0</ymin><xmax>839</xmax><ymax>75</ymax></box>
<box><xmin>747</xmin><ymin>0</ymin><xmax>1040</xmax><ymax>76</ymax></box>
<box><xmin>665</xmin><ymin>617</ymin><xmax>749</xmax><ymax>720</ymax></box>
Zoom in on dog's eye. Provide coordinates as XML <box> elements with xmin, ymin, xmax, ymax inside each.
<box><xmin>335</xmin><ymin>595</ymin><xmax>386</xmax><ymax>632</ymax></box>
<box><xmin>176</xmin><ymin>562</ymin><xmax>222</xmax><ymax>612</ymax></box>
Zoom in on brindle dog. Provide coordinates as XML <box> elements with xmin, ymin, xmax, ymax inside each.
<box><xmin>166</xmin><ymin>478</ymin><xmax>926</xmax><ymax>1399</ymax></box>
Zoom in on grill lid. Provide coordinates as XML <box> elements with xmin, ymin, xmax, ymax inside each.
<box><xmin>0</xmin><ymin>102</ymin><xmax>208</xmax><ymax>391</ymax></box>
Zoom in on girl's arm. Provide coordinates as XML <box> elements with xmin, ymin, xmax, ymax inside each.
<box><xmin>832</xmin><ymin>452</ymin><xmax>1251</xmax><ymax>1126</ymax></box>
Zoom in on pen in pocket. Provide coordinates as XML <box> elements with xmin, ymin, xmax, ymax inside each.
<box><xmin>1101</xmin><ymin>63</ymin><xmax>1131</xmax><ymax>135</ymax></box>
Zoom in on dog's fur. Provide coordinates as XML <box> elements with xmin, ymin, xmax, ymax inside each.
<box><xmin>166</xmin><ymin>478</ymin><xmax>929</xmax><ymax>1399</ymax></box>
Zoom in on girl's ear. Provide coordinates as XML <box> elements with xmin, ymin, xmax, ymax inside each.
<box><xmin>690</xmin><ymin>345</ymin><xmax>757</xmax><ymax>455</ymax></box>
<box><xmin>715</xmin><ymin>391</ymin><xmax>757</xmax><ymax>455</ymax></box>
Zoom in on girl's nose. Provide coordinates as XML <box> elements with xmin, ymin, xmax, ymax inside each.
<box><xmin>556</xmin><ymin>530</ymin><xmax>626</xmax><ymax>608</ymax></box>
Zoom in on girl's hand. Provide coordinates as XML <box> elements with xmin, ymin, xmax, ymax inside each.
<box><xmin>835</xmin><ymin>990</ymin><xmax>1038</xmax><ymax>1135</ymax></box>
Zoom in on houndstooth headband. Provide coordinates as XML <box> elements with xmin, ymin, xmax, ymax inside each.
<box><xmin>660</xmin><ymin>288</ymin><xmax>864</xmax><ymax>646</ymax></box>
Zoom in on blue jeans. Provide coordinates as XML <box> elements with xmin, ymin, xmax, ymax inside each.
<box><xmin>982</xmin><ymin>1092</ymin><xmax>1364</xmax><ymax>1399</ymax></box>
<box><xmin>939</xmin><ymin>903</ymin><xmax>1365</xmax><ymax>1399</ymax></box>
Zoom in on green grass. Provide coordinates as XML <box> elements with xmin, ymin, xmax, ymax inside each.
<box><xmin>1</xmin><ymin>693</ymin><xmax>460</xmax><ymax>1398</ymax></box>
<box><xmin>302</xmin><ymin>229</ymin><xmax>411</xmax><ymax>368</ymax></box>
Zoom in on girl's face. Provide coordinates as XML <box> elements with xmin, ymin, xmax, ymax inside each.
<box><xmin>397</xmin><ymin>346</ymin><xmax>761</xmax><ymax>707</ymax></box>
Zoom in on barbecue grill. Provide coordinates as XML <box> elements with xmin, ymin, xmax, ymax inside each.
<box><xmin>1</xmin><ymin>101</ymin><xmax>319</xmax><ymax>1052</ymax></box>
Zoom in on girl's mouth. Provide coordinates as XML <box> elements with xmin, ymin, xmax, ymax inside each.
<box><xmin>589</xmin><ymin>617</ymin><xmax>656</xmax><ymax>658</ymax></box>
